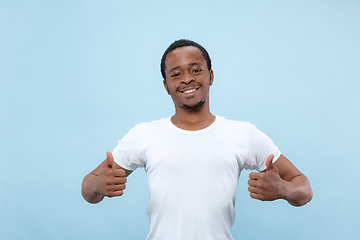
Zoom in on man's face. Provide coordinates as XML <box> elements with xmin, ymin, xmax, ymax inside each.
<box><xmin>163</xmin><ymin>46</ymin><xmax>214</xmax><ymax>110</ymax></box>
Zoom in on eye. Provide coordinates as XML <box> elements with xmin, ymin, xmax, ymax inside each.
<box><xmin>171</xmin><ymin>72</ymin><xmax>181</xmax><ymax>78</ymax></box>
<box><xmin>192</xmin><ymin>69</ymin><xmax>202</xmax><ymax>74</ymax></box>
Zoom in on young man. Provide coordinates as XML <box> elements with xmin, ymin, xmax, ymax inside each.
<box><xmin>82</xmin><ymin>39</ymin><xmax>313</xmax><ymax>239</ymax></box>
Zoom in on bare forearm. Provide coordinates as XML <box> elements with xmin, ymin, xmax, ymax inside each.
<box><xmin>284</xmin><ymin>174</ymin><xmax>313</xmax><ymax>207</ymax></box>
<box><xmin>81</xmin><ymin>173</ymin><xmax>105</xmax><ymax>204</ymax></box>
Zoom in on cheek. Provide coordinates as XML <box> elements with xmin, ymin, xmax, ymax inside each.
<box><xmin>163</xmin><ymin>81</ymin><xmax>170</xmax><ymax>94</ymax></box>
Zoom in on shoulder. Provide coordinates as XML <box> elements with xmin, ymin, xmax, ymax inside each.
<box><xmin>216</xmin><ymin>116</ymin><xmax>255</xmax><ymax>131</ymax></box>
<box><xmin>119</xmin><ymin>117</ymin><xmax>170</xmax><ymax>143</ymax></box>
<box><xmin>129</xmin><ymin>117</ymin><xmax>170</xmax><ymax>133</ymax></box>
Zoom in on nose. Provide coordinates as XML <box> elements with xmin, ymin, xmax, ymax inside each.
<box><xmin>182</xmin><ymin>74</ymin><xmax>194</xmax><ymax>84</ymax></box>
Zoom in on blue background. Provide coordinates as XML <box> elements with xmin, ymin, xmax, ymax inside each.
<box><xmin>1</xmin><ymin>0</ymin><xmax>359</xmax><ymax>239</ymax></box>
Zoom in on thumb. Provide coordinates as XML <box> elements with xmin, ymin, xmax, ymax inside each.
<box><xmin>265</xmin><ymin>155</ymin><xmax>276</xmax><ymax>172</ymax></box>
<box><xmin>106</xmin><ymin>151</ymin><xmax>114</xmax><ymax>168</ymax></box>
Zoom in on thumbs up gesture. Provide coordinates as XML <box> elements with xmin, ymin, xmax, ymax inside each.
<box><xmin>93</xmin><ymin>152</ymin><xmax>127</xmax><ymax>198</ymax></box>
<box><xmin>247</xmin><ymin>155</ymin><xmax>286</xmax><ymax>201</ymax></box>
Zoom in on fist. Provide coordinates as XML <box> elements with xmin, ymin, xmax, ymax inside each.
<box><xmin>247</xmin><ymin>155</ymin><xmax>286</xmax><ymax>201</ymax></box>
<box><xmin>93</xmin><ymin>152</ymin><xmax>127</xmax><ymax>198</ymax></box>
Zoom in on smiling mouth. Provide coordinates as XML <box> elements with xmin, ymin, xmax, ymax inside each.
<box><xmin>183</xmin><ymin>89</ymin><xmax>196</xmax><ymax>93</ymax></box>
<box><xmin>178</xmin><ymin>86</ymin><xmax>200</xmax><ymax>94</ymax></box>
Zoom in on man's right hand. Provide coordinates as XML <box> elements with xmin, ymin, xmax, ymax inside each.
<box><xmin>92</xmin><ymin>152</ymin><xmax>127</xmax><ymax>198</ymax></box>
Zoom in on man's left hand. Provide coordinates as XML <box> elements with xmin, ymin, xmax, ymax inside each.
<box><xmin>247</xmin><ymin>155</ymin><xmax>288</xmax><ymax>201</ymax></box>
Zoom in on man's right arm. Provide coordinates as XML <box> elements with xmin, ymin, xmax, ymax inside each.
<box><xmin>81</xmin><ymin>152</ymin><xmax>133</xmax><ymax>204</ymax></box>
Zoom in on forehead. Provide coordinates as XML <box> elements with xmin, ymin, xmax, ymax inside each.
<box><xmin>165</xmin><ymin>46</ymin><xmax>206</xmax><ymax>70</ymax></box>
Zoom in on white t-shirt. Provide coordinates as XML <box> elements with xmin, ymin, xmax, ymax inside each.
<box><xmin>113</xmin><ymin>116</ymin><xmax>281</xmax><ymax>240</ymax></box>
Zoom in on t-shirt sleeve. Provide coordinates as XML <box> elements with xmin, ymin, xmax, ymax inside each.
<box><xmin>243</xmin><ymin>124</ymin><xmax>281</xmax><ymax>172</ymax></box>
<box><xmin>112</xmin><ymin>124</ymin><xmax>146</xmax><ymax>171</ymax></box>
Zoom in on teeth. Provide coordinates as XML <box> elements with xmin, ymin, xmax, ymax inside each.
<box><xmin>184</xmin><ymin>89</ymin><xmax>196</xmax><ymax>94</ymax></box>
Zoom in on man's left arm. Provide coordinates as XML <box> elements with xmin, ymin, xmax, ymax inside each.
<box><xmin>248</xmin><ymin>154</ymin><xmax>313</xmax><ymax>206</ymax></box>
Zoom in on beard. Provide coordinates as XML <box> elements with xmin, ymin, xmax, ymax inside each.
<box><xmin>183</xmin><ymin>100</ymin><xmax>205</xmax><ymax>110</ymax></box>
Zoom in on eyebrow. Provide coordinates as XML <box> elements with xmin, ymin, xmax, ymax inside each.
<box><xmin>168</xmin><ymin>62</ymin><xmax>202</xmax><ymax>74</ymax></box>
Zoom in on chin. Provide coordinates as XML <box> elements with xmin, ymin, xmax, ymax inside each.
<box><xmin>183</xmin><ymin>100</ymin><xmax>204</xmax><ymax>110</ymax></box>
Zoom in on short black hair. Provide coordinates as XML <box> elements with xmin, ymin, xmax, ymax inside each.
<box><xmin>161</xmin><ymin>39</ymin><xmax>212</xmax><ymax>80</ymax></box>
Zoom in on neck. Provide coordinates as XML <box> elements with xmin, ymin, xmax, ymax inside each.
<box><xmin>171</xmin><ymin>103</ymin><xmax>215</xmax><ymax>130</ymax></box>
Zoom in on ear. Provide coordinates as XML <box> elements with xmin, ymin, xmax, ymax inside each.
<box><xmin>209</xmin><ymin>70</ymin><xmax>214</xmax><ymax>86</ymax></box>
<box><xmin>163</xmin><ymin>79</ymin><xmax>170</xmax><ymax>94</ymax></box>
